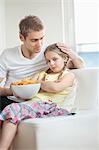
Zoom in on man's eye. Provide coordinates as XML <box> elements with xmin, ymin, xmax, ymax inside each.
<box><xmin>31</xmin><ymin>40</ymin><xmax>36</xmax><ymax>42</ymax></box>
<box><xmin>40</xmin><ymin>37</ymin><xmax>44</xmax><ymax>40</ymax></box>
<box><xmin>31</xmin><ymin>39</ymin><xmax>38</xmax><ymax>42</ymax></box>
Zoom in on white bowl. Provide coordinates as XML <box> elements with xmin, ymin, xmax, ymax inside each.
<box><xmin>11</xmin><ymin>83</ymin><xmax>41</xmax><ymax>99</ymax></box>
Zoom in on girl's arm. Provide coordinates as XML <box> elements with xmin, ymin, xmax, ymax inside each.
<box><xmin>30</xmin><ymin>73</ymin><xmax>40</xmax><ymax>81</ymax></box>
<box><xmin>40</xmin><ymin>72</ymin><xmax>75</xmax><ymax>93</ymax></box>
<box><xmin>30</xmin><ymin>71</ymin><xmax>47</xmax><ymax>82</ymax></box>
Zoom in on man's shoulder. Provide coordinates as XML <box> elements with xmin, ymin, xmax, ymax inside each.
<box><xmin>4</xmin><ymin>46</ymin><xmax>20</xmax><ymax>53</ymax></box>
<box><xmin>0</xmin><ymin>46</ymin><xmax>20</xmax><ymax>57</ymax></box>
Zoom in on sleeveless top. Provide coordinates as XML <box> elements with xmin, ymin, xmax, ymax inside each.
<box><xmin>33</xmin><ymin>70</ymin><xmax>77</xmax><ymax>111</ymax></box>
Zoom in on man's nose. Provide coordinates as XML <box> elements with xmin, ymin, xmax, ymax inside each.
<box><xmin>36</xmin><ymin>40</ymin><xmax>42</xmax><ymax>47</ymax></box>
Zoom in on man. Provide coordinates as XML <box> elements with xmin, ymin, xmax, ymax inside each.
<box><xmin>0</xmin><ymin>15</ymin><xmax>85</xmax><ymax>111</ymax></box>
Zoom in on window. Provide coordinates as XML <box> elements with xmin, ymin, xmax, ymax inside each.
<box><xmin>74</xmin><ymin>0</ymin><xmax>99</xmax><ymax>67</ymax></box>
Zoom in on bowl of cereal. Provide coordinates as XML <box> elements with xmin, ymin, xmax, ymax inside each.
<box><xmin>11</xmin><ymin>79</ymin><xmax>41</xmax><ymax>99</ymax></box>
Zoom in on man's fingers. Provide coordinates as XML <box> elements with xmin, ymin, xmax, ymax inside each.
<box><xmin>56</xmin><ymin>42</ymin><xmax>65</xmax><ymax>47</ymax></box>
<box><xmin>56</xmin><ymin>43</ymin><xmax>71</xmax><ymax>51</ymax></box>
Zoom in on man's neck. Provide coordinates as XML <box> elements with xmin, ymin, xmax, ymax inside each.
<box><xmin>21</xmin><ymin>45</ymin><xmax>37</xmax><ymax>59</ymax></box>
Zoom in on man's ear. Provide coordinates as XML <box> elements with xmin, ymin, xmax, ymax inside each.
<box><xmin>19</xmin><ymin>33</ymin><xmax>25</xmax><ymax>41</ymax></box>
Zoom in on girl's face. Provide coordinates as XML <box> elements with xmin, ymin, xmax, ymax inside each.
<box><xmin>45</xmin><ymin>51</ymin><xmax>65</xmax><ymax>73</ymax></box>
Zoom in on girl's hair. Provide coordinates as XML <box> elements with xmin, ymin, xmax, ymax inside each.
<box><xmin>44</xmin><ymin>43</ymin><xmax>69</xmax><ymax>79</ymax></box>
<box><xmin>19</xmin><ymin>15</ymin><xmax>44</xmax><ymax>38</ymax></box>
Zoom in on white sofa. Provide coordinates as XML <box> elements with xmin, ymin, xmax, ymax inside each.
<box><xmin>9</xmin><ymin>68</ymin><xmax>99</xmax><ymax>150</ymax></box>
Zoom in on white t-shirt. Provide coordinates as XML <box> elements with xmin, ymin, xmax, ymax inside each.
<box><xmin>0</xmin><ymin>46</ymin><xmax>48</xmax><ymax>101</ymax></box>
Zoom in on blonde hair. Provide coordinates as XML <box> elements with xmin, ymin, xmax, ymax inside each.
<box><xmin>44</xmin><ymin>43</ymin><xmax>69</xmax><ymax>79</ymax></box>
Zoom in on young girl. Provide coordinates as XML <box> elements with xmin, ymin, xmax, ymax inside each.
<box><xmin>0</xmin><ymin>43</ymin><xmax>77</xmax><ymax>150</ymax></box>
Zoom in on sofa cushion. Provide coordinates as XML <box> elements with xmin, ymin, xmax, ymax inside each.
<box><xmin>71</xmin><ymin>68</ymin><xmax>99</xmax><ymax>110</ymax></box>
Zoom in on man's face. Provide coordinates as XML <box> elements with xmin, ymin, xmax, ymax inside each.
<box><xmin>20</xmin><ymin>29</ymin><xmax>45</xmax><ymax>54</ymax></box>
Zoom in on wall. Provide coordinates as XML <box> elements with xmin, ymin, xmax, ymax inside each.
<box><xmin>5</xmin><ymin>0</ymin><xmax>64</xmax><ymax>48</ymax></box>
<box><xmin>0</xmin><ymin>0</ymin><xmax>6</xmax><ymax>54</ymax></box>
<box><xmin>63</xmin><ymin>0</ymin><xmax>76</xmax><ymax>50</ymax></box>
<box><xmin>0</xmin><ymin>0</ymin><xmax>75</xmax><ymax>51</ymax></box>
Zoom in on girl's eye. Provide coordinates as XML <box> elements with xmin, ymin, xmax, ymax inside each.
<box><xmin>46</xmin><ymin>58</ymin><xmax>58</xmax><ymax>64</ymax></box>
<box><xmin>53</xmin><ymin>58</ymin><xmax>57</xmax><ymax>61</ymax></box>
<box><xmin>46</xmin><ymin>60</ymin><xmax>50</xmax><ymax>64</ymax></box>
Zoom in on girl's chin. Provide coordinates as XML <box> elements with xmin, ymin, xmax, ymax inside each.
<box><xmin>52</xmin><ymin>68</ymin><xmax>64</xmax><ymax>73</ymax></box>
<box><xmin>52</xmin><ymin>70</ymin><xmax>61</xmax><ymax>73</ymax></box>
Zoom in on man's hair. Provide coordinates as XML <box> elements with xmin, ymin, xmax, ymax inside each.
<box><xmin>19</xmin><ymin>15</ymin><xmax>44</xmax><ymax>38</ymax></box>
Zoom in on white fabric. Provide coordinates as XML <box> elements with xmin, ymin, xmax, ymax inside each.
<box><xmin>71</xmin><ymin>68</ymin><xmax>98</xmax><ymax>110</ymax></box>
<box><xmin>0</xmin><ymin>46</ymin><xmax>47</xmax><ymax>101</ymax></box>
<box><xmin>8</xmin><ymin>68</ymin><xmax>99</xmax><ymax>150</ymax></box>
<box><xmin>0</xmin><ymin>46</ymin><xmax>47</xmax><ymax>87</ymax></box>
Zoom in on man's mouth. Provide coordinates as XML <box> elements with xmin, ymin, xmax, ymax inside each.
<box><xmin>35</xmin><ymin>48</ymin><xmax>41</xmax><ymax>53</ymax></box>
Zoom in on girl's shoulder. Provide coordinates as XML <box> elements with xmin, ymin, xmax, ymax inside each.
<box><xmin>62</xmin><ymin>69</ymin><xmax>70</xmax><ymax>76</ymax></box>
<box><xmin>38</xmin><ymin>71</ymin><xmax>47</xmax><ymax>80</ymax></box>
<box><xmin>60</xmin><ymin>69</ymin><xmax>75</xmax><ymax>82</ymax></box>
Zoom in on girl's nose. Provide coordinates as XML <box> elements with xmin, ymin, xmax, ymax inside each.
<box><xmin>50</xmin><ymin>60</ymin><xmax>54</xmax><ymax>65</ymax></box>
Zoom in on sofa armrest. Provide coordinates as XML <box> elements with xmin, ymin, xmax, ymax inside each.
<box><xmin>10</xmin><ymin>68</ymin><xmax>99</xmax><ymax>150</ymax></box>
<box><xmin>71</xmin><ymin>67</ymin><xmax>99</xmax><ymax>110</ymax></box>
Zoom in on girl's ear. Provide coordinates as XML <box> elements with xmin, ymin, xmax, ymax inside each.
<box><xmin>63</xmin><ymin>55</ymin><xmax>69</xmax><ymax>64</ymax></box>
<box><xmin>62</xmin><ymin>55</ymin><xmax>67</xmax><ymax>62</ymax></box>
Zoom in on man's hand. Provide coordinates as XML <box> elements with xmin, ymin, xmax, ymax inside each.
<box><xmin>56</xmin><ymin>42</ymin><xmax>85</xmax><ymax>69</ymax></box>
<box><xmin>0</xmin><ymin>87</ymin><xmax>13</xmax><ymax>96</ymax></box>
<box><xmin>56</xmin><ymin>42</ymin><xmax>78</xmax><ymax>60</ymax></box>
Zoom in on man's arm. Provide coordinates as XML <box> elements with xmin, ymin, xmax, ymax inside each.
<box><xmin>56</xmin><ymin>43</ymin><xmax>85</xmax><ymax>69</ymax></box>
<box><xmin>66</xmin><ymin>56</ymin><xmax>85</xmax><ymax>69</ymax></box>
<box><xmin>0</xmin><ymin>78</ymin><xmax>5</xmax><ymax>83</ymax></box>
